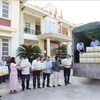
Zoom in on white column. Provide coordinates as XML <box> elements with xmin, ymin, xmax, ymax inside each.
<box><xmin>19</xmin><ymin>10</ymin><xmax>24</xmax><ymax>44</ymax></box>
<box><xmin>67</xmin><ymin>42</ymin><xmax>72</xmax><ymax>55</ymax></box>
<box><xmin>38</xmin><ymin>40</ymin><xmax>44</xmax><ymax>55</ymax></box>
<box><xmin>47</xmin><ymin>38</ymin><xmax>50</xmax><ymax>56</ymax></box>
<box><xmin>41</xmin><ymin>18</ymin><xmax>44</xmax><ymax>34</ymax></box>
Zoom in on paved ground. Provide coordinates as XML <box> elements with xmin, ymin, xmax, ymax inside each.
<box><xmin>0</xmin><ymin>70</ymin><xmax>100</xmax><ymax>100</ymax></box>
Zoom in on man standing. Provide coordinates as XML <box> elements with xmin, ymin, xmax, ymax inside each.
<box><xmin>63</xmin><ymin>54</ymin><xmax>72</xmax><ymax>85</ymax></box>
<box><xmin>0</xmin><ymin>57</ymin><xmax>7</xmax><ymax>83</ymax></box>
<box><xmin>76</xmin><ymin>41</ymin><xmax>85</xmax><ymax>63</ymax></box>
<box><xmin>21</xmin><ymin>56</ymin><xmax>32</xmax><ymax>91</ymax></box>
<box><xmin>53</xmin><ymin>56</ymin><xmax>62</xmax><ymax>87</ymax></box>
<box><xmin>90</xmin><ymin>36</ymin><xmax>100</xmax><ymax>47</ymax></box>
<box><xmin>32</xmin><ymin>55</ymin><xmax>41</xmax><ymax>89</ymax></box>
<box><xmin>42</xmin><ymin>56</ymin><xmax>52</xmax><ymax>88</ymax></box>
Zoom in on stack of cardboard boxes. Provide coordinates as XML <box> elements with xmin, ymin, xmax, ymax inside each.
<box><xmin>80</xmin><ymin>46</ymin><xmax>100</xmax><ymax>64</ymax></box>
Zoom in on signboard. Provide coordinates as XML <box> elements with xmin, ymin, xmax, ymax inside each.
<box><xmin>0</xmin><ymin>66</ymin><xmax>8</xmax><ymax>76</ymax></box>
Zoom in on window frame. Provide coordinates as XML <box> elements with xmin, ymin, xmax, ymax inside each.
<box><xmin>25</xmin><ymin>22</ymin><xmax>31</xmax><ymax>29</ymax></box>
<box><xmin>1</xmin><ymin>0</ymin><xmax>11</xmax><ymax>20</ymax></box>
<box><xmin>2</xmin><ymin>38</ymin><xmax>10</xmax><ymax>57</ymax></box>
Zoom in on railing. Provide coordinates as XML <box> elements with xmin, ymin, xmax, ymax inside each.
<box><xmin>23</xmin><ymin>28</ymin><xmax>41</xmax><ymax>35</ymax></box>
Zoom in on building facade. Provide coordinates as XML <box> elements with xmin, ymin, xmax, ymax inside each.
<box><xmin>0</xmin><ymin>0</ymin><xmax>74</xmax><ymax>60</ymax></box>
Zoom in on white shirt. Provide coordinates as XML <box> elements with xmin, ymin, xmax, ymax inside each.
<box><xmin>32</xmin><ymin>60</ymin><xmax>40</xmax><ymax>69</ymax></box>
<box><xmin>22</xmin><ymin>62</ymin><xmax>32</xmax><ymax>75</ymax></box>
<box><xmin>64</xmin><ymin>58</ymin><xmax>72</xmax><ymax>68</ymax></box>
<box><xmin>90</xmin><ymin>40</ymin><xmax>100</xmax><ymax>47</ymax></box>
<box><xmin>76</xmin><ymin>43</ymin><xmax>84</xmax><ymax>50</ymax></box>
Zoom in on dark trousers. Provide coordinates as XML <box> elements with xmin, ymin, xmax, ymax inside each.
<box><xmin>76</xmin><ymin>49</ymin><xmax>84</xmax><ymax>63</ymax></box>
<box><xmin>0</xmin><ymin>75</ymin><xmax>6</xmax><ymax>83</ymax></box>
<box><xmin>0</xmin><ymin>77</ymin><xmax>1</xmax><ymax>83</ymax></box>
<box><xmin>33</xmin><ymin>71</ymin><xmax>41</xmax><ymax>88</ymax></box>
<box><xmin>64</xmin><ymin>67</ymin><xmax>71</xmax><ymax>84</ymax></box>
<box><xmin>42</xmin><ymin>73</ymin><xmax>50</xmax><ymax>87</ymax></box>
<box><xmin>22</xmin><ymin>74</ymin><xmax>30</xmax><ymax>89</ymax></box>
<box><xmin>18</xmin><ymin>70</ymin><xmax>22</xmax><ymax>79</ymax></box>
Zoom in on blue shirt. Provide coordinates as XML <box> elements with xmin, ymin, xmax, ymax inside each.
<box><xmin>0</xmin><ymin>60</ymin><xmax>7</xmax><ymax>66</ymax></box>
<box><xmin>43</xmin><ymin>60</ymin><xmax>52</xmax><ymax>73</ymax></box>
<box><xmin>54</xmin><ymin>60</ymin><xmax>60</xmax><ymax>72</ymax></box>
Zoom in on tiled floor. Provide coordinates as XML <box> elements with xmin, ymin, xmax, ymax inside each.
<box><xmin>0</xmin><ymin>70</ymin><xmax>100</xmax><ymax>100</ymax></box>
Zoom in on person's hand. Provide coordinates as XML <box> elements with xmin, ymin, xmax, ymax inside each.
<box><xmin>33</xmin><ymin>68</ymin><xmax>36</xmax><ymax>71</ymax></box>
<box><xmin>80</xmin><ymin>52</ymin><xmax>83</xmax><ymax>54</ymax></box>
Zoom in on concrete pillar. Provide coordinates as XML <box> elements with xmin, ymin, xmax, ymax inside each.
<box><xmin>67</xmin><ymin>42</ymin><xmax>72</xmax><ymax>55</ymax></box>
<box><xmin>41</xmin><ymin>18</ymin><xmax>44</xmax><ymax>34</ymax></box>
<box><xmin>38</xmin><ymin>40</ymin><xmax>44</xmax><ymax>55</ymax></box>
<box><xmin>19</xmin><ymin>10</ymin><xmax>24</xmax><ymax>44</ymax></box>
<box><xmin>47</xmin><ymin>38</ymin><xmax>50</xmax><ymax>56</ymax></box>
<box><xmin>11</xmin><ymin>32</ymin><xmax>19</xmax><ymax>57</ymax></box>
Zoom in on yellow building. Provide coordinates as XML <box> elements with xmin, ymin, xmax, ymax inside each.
<box><xmin>0</xmin><ymin>0</ymin><xmax>74</xmax><ymax>59</ymax></box>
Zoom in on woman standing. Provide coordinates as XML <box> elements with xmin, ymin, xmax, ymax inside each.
<box><xmin>9</xmin><ymin>57</ymin><xmax>19</xmax><ymax>94</ymax></box>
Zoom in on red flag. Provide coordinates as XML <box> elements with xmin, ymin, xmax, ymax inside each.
<box><xmin>54</xmin><ymin>7</ymin><xmax>57</xmax><ymax>18</ymax></box>
<box><xmin>66</xmin><ymin>28</ymin><xmax>68</xmax><ymax>35</ymax></box>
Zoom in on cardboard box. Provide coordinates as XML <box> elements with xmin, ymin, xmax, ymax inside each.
<box><xmin>94</xmin><ymin>52</ymin><xmax>100</xmax><ymax>58</ymax></box>
<box><xmin>61</xmin><ymin>59</ymin><xmax>71</xmax><ymax>66</ymax></box>
<box><xmin>86</xmin><ymin>47</ymin><xmax>95</xmax><ymax>52</ymax></box>
<box><xmin>0</xmin><ymin>66</ymin><xmax>8</xmax><ymax>76</ymax></box>
<box><xmin>34</xmin><ymin>63</ymin><xmax>46</xmax><ymax>70</ymax></box>
<box><xmin>80</xmin><ymin>53</ymin><xmax>95</xmax><ymax>58</ymax></box>
<box><xmin>20</xmin><ymin>59</ymin><xmax>29</xmax><ymax>67</ymax></box>
<box><xmin>80</xmin><ymin>58</ymin><xmax>87</xmax><ymax>64</ymax></box>
<box><xmin>94</xmin><ymin>58</ymin><xmax>100</xmax><ymax>64</ymax></box>
<box><xmin>95</xmin><ymin>46</ymin><xmax>100</xmax><ymax>52</ymax></box>
<box><xmin>87</xmin><ymin>58</ymin><xmax>95</xmax><ymax>64</ymax></box>
<box><xmin>86</xmin><ymin>53</ymin><xmax>95</xmax><ymax>58</ymax></box>
<box><xmin>80</xmin><ymin>53</ymin><xmax>87</xmax><ymax>58</ymax></box>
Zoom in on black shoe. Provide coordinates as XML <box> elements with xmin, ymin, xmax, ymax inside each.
<box><xmin>65</xmin><ymin>83</ymin><xmax>67</xmax><ymax>85</ymax></box>
<box><xmin>67</xmin><ymin>82</ymin><xmax>71</xmax><ymax>84</ymax></box>
<box><xmin>22</xmin><ymin>88</ymin><xmax>24</xmax><ymax>91</ymax></box>
<box><xmin>53</xmin><ymin>85</ymin><xmax>55</xmax><ymax>87</ymax></box>
<box><xmin>42</xmin><ymin>86</ymin><xmax>44</xmax><ymax>88</ymax></box>
<box><xmin>26</xmin><ymin>87</ymin><xmax>31</xmax><ymax>90</ymax></box>
<box><xmin>47</xmin><ymin>85</ymin><xmax>51</xmax><ymax>88</ymax></box>
<box><xmin>0</xmin><ymin>95</ymin><xmax>1</xmax><ymax>97</ymax></box>
<box><xmin>3</xmin><ymin>80</ymin><xmax>6</xmax><ymax>82</ymax></box>
<box><xmin>33</xmin><ymin>87</ymin><xmax>36</xmax><ymax>89</ymax></box>
<box><xmin>38</xmin><ymin>87</ymin><xmax>41</xmax><ymax>89</ymax></box>
<box><xmin>57</xmin><ymin>84</ymin><xmax>62</xmax><ymax>87</ymax></box>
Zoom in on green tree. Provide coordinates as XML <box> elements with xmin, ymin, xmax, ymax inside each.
<box><xmin>16</xmin><ymin>44</ymin><xmax>42</xmax><ymax>63</ymax></box>
<box><xmin>56</xmin><ymin>45</ymin><xmax>67</xmax><ymax>59</ymax></box>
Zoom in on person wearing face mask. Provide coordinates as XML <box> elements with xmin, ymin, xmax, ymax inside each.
<box><xmin>90</xmin><ymin>36</ymin><xmax>100</xmax><ymax>47</ymax></box>
<box><xmin>76</xmin><ymin>40</ymin><xmax>85</xmax><ymax>63</ymax></box>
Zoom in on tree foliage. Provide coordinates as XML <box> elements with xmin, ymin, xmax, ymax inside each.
<box><xmin>16</xmin><ymin>44</ymin><xmax>42</xmax><ymax>63</ymax></box>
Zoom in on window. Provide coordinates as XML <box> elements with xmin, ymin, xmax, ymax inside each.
<box><xmin>2</xmin><ymin>39</ymin><xmax>9</xmax><ymax>56</ymax></box>
<box><xmin>2</xmin><ymin>1</ymin><xmax>9</xmax><ymax>18</ymax></box>
<box><xmin>25</xmin><ymin>22</ymin><xmax>30</xmax><ymax>29</ymax></box>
